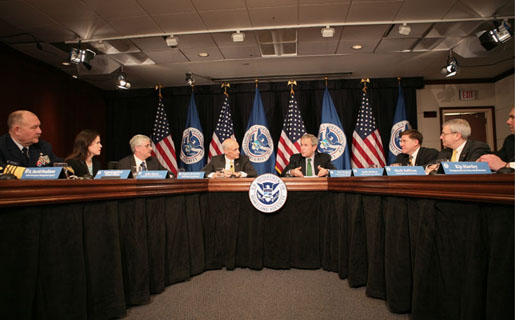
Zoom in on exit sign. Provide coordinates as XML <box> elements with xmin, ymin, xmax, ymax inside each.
<box><xmin>459</xmin><ymin>90</ymin><xmax>476</xmax><ymax>100</ymax></box>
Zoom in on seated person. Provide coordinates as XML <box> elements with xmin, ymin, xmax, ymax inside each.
<box><xmin>281</xmin><ymin>133</ymin><xmax>335</xmax><ymax>177</ymax></box>
<box><xmin>117</xmin><ymin>134</ymin><xmax>166</xmax><ymax>171</ymax></box>
<box><xmin>65</xmin><ymin>129</ymin><xmax>102</xmax><ymax>178</ymax></box>
<box><xmin>0</xmin><ymin>110</ymin><xmax>60</xmax><ymax>167</ymax></box>
<box><xmin>437</xmin><ymin>118</ymin><xmax>490</xmax><ymax>162</ymax></box>
<box><xmin>203</xmin><ymin>138</ymin><xmax>257</xmax><ymax>178</ymax></box>
<box><xmin>478</xmin><ymin>107</ymin><xmax>514</xmax><ymax>171</ymax></box>
<box><xmin>394</xmin><ymin>129</ymin><xmax>438</xmax><ymax>167</ymax></box>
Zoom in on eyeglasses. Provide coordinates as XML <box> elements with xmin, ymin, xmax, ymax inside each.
<box><xmin>440</xmin><ymin>131</ymin><xmax>456</xmax><ymax>136</ymax></box>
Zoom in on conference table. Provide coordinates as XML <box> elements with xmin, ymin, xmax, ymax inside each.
<box><xmin>0</xmin><ymin>175</ymin><xmax>513</xmax><ymax>320</ymax></box>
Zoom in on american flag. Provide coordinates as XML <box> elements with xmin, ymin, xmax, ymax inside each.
<box><xmin>351</xmin><ymin>91</ymin><xmax>386</xmax><ymax>168</ymax></box>
<box><xmin>151</xmin><ymin>96</ymin><xmax>178</xmax><ymax>176</ymax></box>
<box><xmin>208</xmin><ymin>94</ymin><xmax>236</xmax><ymax>160</ymax></box>
<box><xmin>275</xmin><ymin>93</ymin><xmax>306</xmax><ymax>174</ymax></box>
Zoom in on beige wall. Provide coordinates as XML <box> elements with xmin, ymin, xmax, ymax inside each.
<box><xmin>416</xmin><ymin>73</ymin><xmax>514</xmax><ymax>151</ymax></box>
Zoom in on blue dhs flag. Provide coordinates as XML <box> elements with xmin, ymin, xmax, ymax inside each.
<box><xmin>180</xmin><ymin>93</ymin><xmax>206</xmax><ymax>171</ymax></box>
<box><xmin>241</xmin><ymin>87</ymin><xmax>276</xmax><ymax>175</ymax></box>
<box><xmin>387</xmin><ymin>83</ymin><xmax>411</xmax><ymax>164</ymax></box>
<box><xmin>317</xmin><ymin>88</ymin><xmax>351</xmax><ymax>169</ymax></box>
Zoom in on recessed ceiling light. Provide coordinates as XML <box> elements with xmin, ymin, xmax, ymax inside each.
<box><xmin>198</xmin><ymin>52</ymin><xmax>209</xmax><ymax>57</ymax></box>
<box><xmin>352</xmin><ymin>44</ymin><xmax>363</xmax><ymax>50</ymax></box>
<box><xmin>72</xmin><ymin>75</ymin><xmax>78</xmax><ymax>79</ymax></box>
<box><xmin>62</xmin><ymin>61</ymin><xmax>70</xmax><ymax>66</ymax></box>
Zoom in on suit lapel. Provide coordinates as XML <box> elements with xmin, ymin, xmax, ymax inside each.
<box><xmin>459</xmin><ymin>141</ymin><xmax>471</xmax><ymax>161</ymax></box>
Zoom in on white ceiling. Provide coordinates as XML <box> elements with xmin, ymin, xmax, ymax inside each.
<box><xmin>0</xmin><ymin>0</ymin><xmax>513</xmax><ymax>89</ymax></box>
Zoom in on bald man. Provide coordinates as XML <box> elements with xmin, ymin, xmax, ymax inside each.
<box><xmin>0</xmin><ymin>110</ymin><xmax>60</xmax><ymax>167</ymax></box>
<box><xmin>202</xmin><ymin>138</ymin><xmax>257</xmax><ymax>178</ymax></box>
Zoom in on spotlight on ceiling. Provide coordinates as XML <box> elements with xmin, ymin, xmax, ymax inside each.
<box><xmin>69</xmin><ymin>47</ymin><xmax>96</xmax><ymax>70</ymax></box>
<box><xmin>398</xmin><ymin>23</ymin><xmax>411</xmax><ymax>36</ymax></box>
<box><xmin>165</xmin><ymin>35</ymin><xmax>178</xmax><ymax>47</ymax></box>
<box><xmin>185</xmin><ymin>72</ymin><xmax>195</xmax><ymax>86</ymax></box>
<box><xmin>440</xmin><ymin>50</ymin><xmax>458</xmax><ymax>78</ymax></box>
<box><xmin>231</xmin><ymin>31</ymin><xmax>245</xmax><ymax>42</ymax></box>
<box><xmin>117</xmin><ymin>66</ymin><xmax>131</xmax><ymax>89</ymax></box>
<box><xmin>321</xmin><ymin>26</ymin><xmax>335</xmax><ymax>38</ymax></box>
<box><xmin>477</xmin><ymin>20</ymin><xmax>513</xmax><ymax>51</ymax></box>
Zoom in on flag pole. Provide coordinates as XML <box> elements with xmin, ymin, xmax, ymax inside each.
<box><xmin>255</xmin><ymin>79</ymin><xmax>258</xmax><ymax>88</ymax></box>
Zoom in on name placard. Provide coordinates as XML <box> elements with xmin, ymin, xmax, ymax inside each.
<box><xmin>352</xmin><ymin>168</ymin><xmax>384</xmax><ymax>177</ymax></box>
<box><xmin>21</xmin><ymin>167</ymin><xmax>62</xmax><ymax>180</ymax></box>
<box><xmin>177</xmin><ymin>171</ymin><xmax>205</xmax><ymax>179</ymax></box>
<box><xmin>385</xmin><ymin>166</ymin><xmax>426</xmax><ymax>176</ymax></box>
<box><xmin>441</xmin><ymin>162</ymin><xmax>492</xmax><ymax>175</ymax></box>
<box><xmin>94</xmin><ymin>170</ymin><xmax>131</xmax><ymax>179</ymax></box>
<box><xmin>136</xmin><ymin>170</ymin><xmax>168</xmax><ymax>179</ymax></box>
<box><xmin>329</xmin><ymin>170</ymin><xmax>352</xmax><ymax>177</ymax></box>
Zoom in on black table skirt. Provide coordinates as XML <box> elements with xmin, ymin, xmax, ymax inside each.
<box><xmin>0</xmin><ymin>192</ymin><xmax>512</xmax><ymax>320</ymax></box>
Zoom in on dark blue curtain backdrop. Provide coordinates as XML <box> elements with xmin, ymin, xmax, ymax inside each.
<box><xmin>104</xmin><ymin>78</ymin><xmax>423</xmax><ymax>163</ymax></box>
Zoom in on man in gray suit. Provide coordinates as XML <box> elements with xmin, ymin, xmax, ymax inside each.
<box><xmin>203</xmin><ymin>138</ymin><xmax>256</xmax><ymax>178</ymax></box>
<box><xmin>117</xmin><ymin>134</ymin><xmax>166</xmax><ymax>171</ymax></box>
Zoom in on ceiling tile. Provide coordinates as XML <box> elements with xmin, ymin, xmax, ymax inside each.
<box><xmin>24</xmin><ymin>24</ymin><xmax>77</xmax><ymax>42</ymax></box>
<box><xmin>458</xmin><ymin>0</ymin><xmax>511</xmax><ymax>17</ymax></box>
<box><xmin>444</xmin><ymin>1</ymin><xmax>482</xmax><ymax>19</ymax></box>
<box><xmin>374</xmin><ymin>38</ymin><xmax>419</xmax><ymax>52</ymax></box>
<box><xmin>0</xmin><ymin>1</ymin><xmax>55</xmax><ymax>27</ymax></box>
<box><xmin>211</xmin><ymin>31</ymin><xmax>258</xmax><ymax>46</ymax></box>
<box><xmin>25</xmin><ymin>0</ymin><xmax>98</xmax><ymax>22</ymax></box>
<box><xmin>175</xmin><ymin>34</ymin><xmax>216</xmax><ymax>49</ymax></box>
<box><xmin>299</xmin><ymin>0</ymin><xmax>351</xmax><ymax>4</ymax></box>
<box><xmin>191</xmin><ymin>0</ymin><xmax>246</xmax><ymax>11</ymax></box>
<box><xmin>347</xmin><ymin>1</ymin><xmax>403</xmax><ymax>22</ymax></box>
<box><xmin>298</xmin><ymin>41</ymin><xmax>339</xmax><ymax>55</ymax></box>
<box><xmin>246</xmin><ymin>0</ymin><xmax>298</xmax><ymax>8</ymax></box>
<box><xmin>60</xmin><ymin>20</ymin><xmax>120</xmax><ymax>39</ymax></box>
<box><xmin>136</xmin><ymin>0</ymin><xmax>196</xmax><ymax>15</ymax></box>
<box><xmin>0</xmin><ymin>19</ymin><xmax>25</xmax><ymax>37</ymax></box>
<box><xmin>395</xmin><ymin>0</ymin><xmax>456</xmax><ymax>20</ymax></box>
<box><xmin>336</xmin><ymin>39</ymin><xmax>381</xmax><ymax>53</ymax></box>
<box><xmin>299</xmin><ymin>3</ymin><xmax>351</xmax><ymax>24</ymax></box>
<box><xmin>108</xmin><ymin>16</ymin><xmax>162</xmax><ymax>35</ymax></box>
<box><xmin>181</xmin><ymin>47</ymin><xmax>224</xmax><ymax>61</ymax></box>
<box><xmin>248</xmin><ymin>6</ymin><xmax>298</xmax><ymax>27</ymax></box>
<box><xmin>11</xmin><ymin>42</ymin><xmax>69</xmax><ymax>65</ymax></box>
<box><xmin>131</xmin><ymin>37</ymin><xmax>169</xmax><ymax>50</ymax></box>
<box><xmin>340</xmin><ymin>25</ymin><xmax>389</xmax><ymax>41</ymax></box>
<box><xmin>425</xmin><ymin>21</ymin><xmax>484</xmax><ymax>38</ymax></box>
<box><xmin>198</xmin><ymin>9</ymin><xmax>252</xmax><ymax>30</ymax></box>
<box><xmin>218</xmin><ymin>46</ymin><xmax>261</xmax><ymax>59</ymax></box>
<box><xmin>81</xmin><ymin>0</ymin><xmax>147</xmax><ymax>19</ymax></box>
<box><xmin>152</xmin><ymin>12</ymin><xmax>206</xmax><ymax>33</ymax></box>
<box><xmin>298</xmin><ymin>27</ymin><xmax>343</xmax><ymax>43</ymax></box>
<box><xmin>144</xmin><ymin>48</ymin><xmax>188</xmax><ymax>63</ymax></box>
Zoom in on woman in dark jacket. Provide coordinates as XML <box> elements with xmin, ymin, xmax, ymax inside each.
<box><xmin>65</xmin><ymin>129</ymin><xmax>102</xmax><ymax>178</ymax></box>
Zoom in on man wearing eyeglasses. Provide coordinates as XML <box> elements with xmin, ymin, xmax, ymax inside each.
<box><xmin>117</xmin><ymin>134</ymin><xmax>166</xmax><ymax>171</ymax></box>
<box><xmin>437</xmin><ymin>118</ymin><xmax>490</xmax><ymax>162</ymax></box>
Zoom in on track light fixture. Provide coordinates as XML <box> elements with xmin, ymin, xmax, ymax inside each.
<box><xmin>231</xmin><ymin>31</ymin><xmax>245</xmax><ymax>42</ymax></box>
<box><xmin>477</xmin><ymin>20</ymin><xmax>513</xmax><ymax>51</ymax></box>
<box><xmin>69</xmin><ymin>41</ymin><xmax>95</xmax><ymax>70</ymax></box>
<box><xmin>440</xmin><ymin>50</ymin><xmax>458</xmax><ymax>77</ymax></box>
<box><xmin>117</xmin><ymin>66</ymin><xmax>131</xmax><ymax>89</ymax></box>
<box><xmin>398</xmin><ymin>23</ymin><xmax>411</xmax><ymax>36</ymax></box>
<box><xmin>165</xmin><ymin>35</ymin><xmax>178</xmax><ymax>47</ymax></box>
<box><xmin>321</xmin><ymin>26</ymin><xmax>335</xmax><ymax>38</ymax></box>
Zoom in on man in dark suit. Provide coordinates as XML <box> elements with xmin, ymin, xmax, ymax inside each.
<box><xmin>0</xmin><ymin>110</ymin><xmax>60</xmax><ymax>167</ymax></box>
<box><xmin>394</xmin><ymin>129</ymin><xmax>438</xmax><ymax>166</ymax></box>
<box><xmin>437</xmin><ymin>118</ymin><xmax>490</xmax><ymax>162</ymax></box>
<box><xmin>203</xmin><ymin>138</ymin><xmax>257</xmax><ymax>178</ymax></box>
<box><xmin>478</xmin><ymin>107</ymin><xmax>514</xmax><ymax>170</ymax></box>
<box><xmin>281</xmin><ymin>133</ymin><xmax>336</xmax><ymax>177</ymax></box>
<box><xmin>117</xmin><ymin>134</ymin><xmax>166</xmax><ymax>171</ymax></box>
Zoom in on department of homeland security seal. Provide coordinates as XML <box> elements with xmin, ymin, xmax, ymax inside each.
<box><xmin>242</xmin><ymin>125</ymin><xmax>274</xmax><ymax>163</ymax></box>
<box><xmin>180</xmin><ymin>128</ymin><xmax>205</xmax><ymax>164</ymax></box>
<box><xmin>389</xmin><ymin>120</ymin><xmax>410</xmax><ymax>155</ymax></box>
<box><xmin>317</xmin><ymin>123</ymin><xmax>346</xmax><ymax>160</ymax></box>
<box><xmin>249</xmin><ymin>174</ymin><xmax>287</xmax><ymax>213</ymax></box>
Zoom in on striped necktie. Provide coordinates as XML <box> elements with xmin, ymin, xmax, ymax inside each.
<box><xmin>140</xmin><ymin>161</ymin><xmax>147</xmax><ymax>171</ymax></box>
<box><xmin>408</xmin><ymin>156</ymin><xmax>414</xmax><ymax>166</ymax></box>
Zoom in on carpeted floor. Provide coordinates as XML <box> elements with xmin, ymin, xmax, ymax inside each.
<box><xmin>123</xmin><ymin>268</ymin><xmax>410</xmax><ymax>320</ymax></box>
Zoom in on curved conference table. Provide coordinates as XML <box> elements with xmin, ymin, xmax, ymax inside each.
<box><xmin>0</xmin><ymin>175</ymin><xmax>513</xmax><ymax>320</ymax></box>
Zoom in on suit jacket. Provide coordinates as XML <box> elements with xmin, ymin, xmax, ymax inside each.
<box><xmin>394</xmin><ymin>147</ymin><xmax>439</xmax><ymax>167</ymax></box>
<box><xmin>202</xmin><ymin>154</ymin><xmax>257</xmax><ymax>177</ymax></box>
<box><xmin>66</xmin><ymin>158</ymin><xmax>101</xmax><ymax>178</ymax></box>
<box><xmin>116</xmin><ymin>155</ymin><xmax>166</xmax><ymax>171</ymax></box>
<box><xmin>495</xmin><ymin>134</ymin><xmax>514</xmax><ymax>163</ymax></box>
<box><xmin>0</xmin><ymin>134</ymin><xmax>60</xmax><ymax>167</ymax></box>
<box><xmin>437</xmin><ymin>139</ymin><xmax>491</xmax><ymax>162</ymax></box>
<box><xmin>281</xmin><ymin>152</ymin><xmax>336</xmax><ymax>177</ymax></box>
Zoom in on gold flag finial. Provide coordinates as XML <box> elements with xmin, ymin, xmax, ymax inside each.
<box><xmin>288</xmin><ymin>80</ymin><xmax>297</xmax><ymax>95</ymax></box>
<box><xmin>255</xmin><ymin>79</ymin><xmax>259</xmax><ymax>88</ymax></box>
<box><xmin>221</xmin><ymin>82</ymin><xmax>230</xmax><ymax>96</ymax></box>
<box><xmin>324</xmin><ymin>76</ymin><xmax>328</xmax><ymax>87</ymax></box>
<box><xmin>155</xmin><ymin>83</ymin><xmax>163</xmax><ymax>99</ymax></box>
<box><xmin>361</xmin><ymin>78</ymin><xmax>370</xmax><ymax>93</ymax></box>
